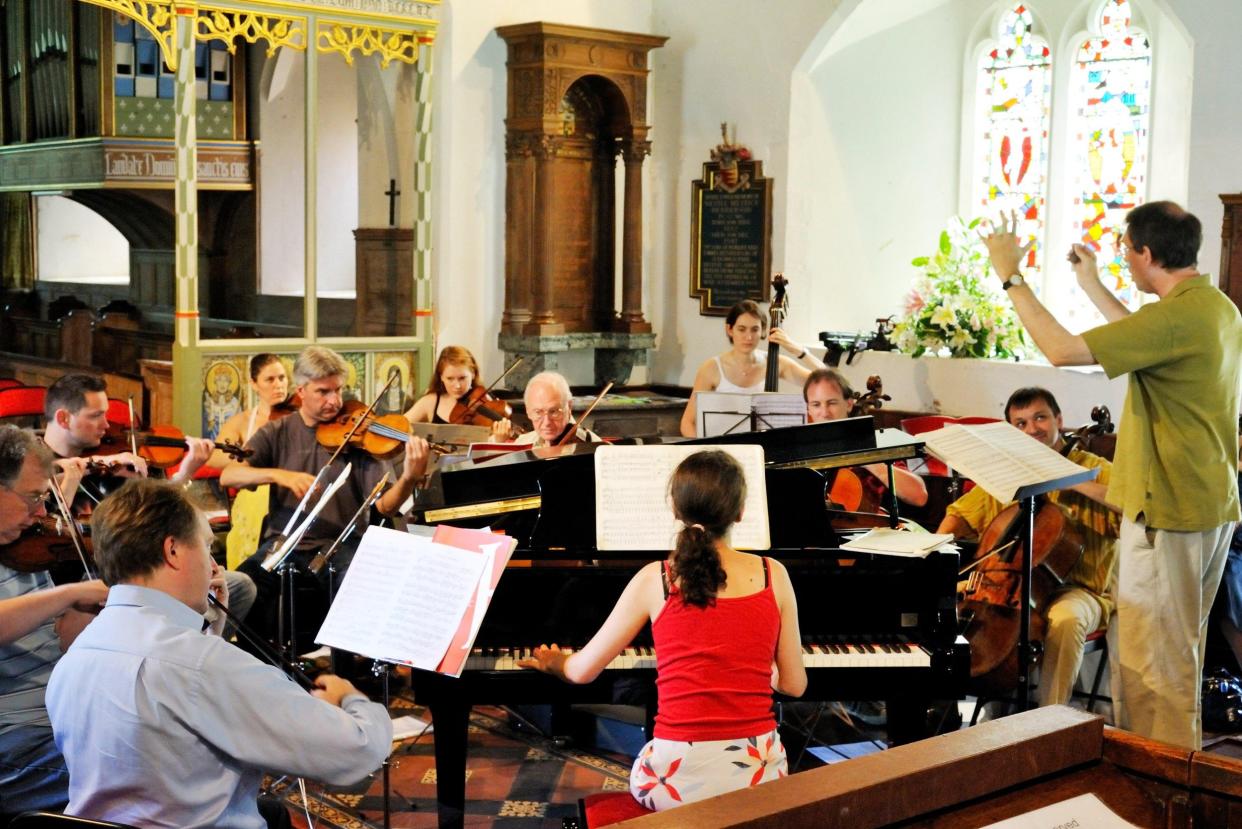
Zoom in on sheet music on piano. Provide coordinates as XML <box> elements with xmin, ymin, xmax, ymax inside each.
<box><xmin>594</xmin><ymin>444</ymin><xmax>770</xmax><ymax>551</ymax></box>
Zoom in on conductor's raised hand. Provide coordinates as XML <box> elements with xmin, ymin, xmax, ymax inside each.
<box><xmin>399</xmin><ymin>435</ymin><xmax>431</xmax><ymax>484</ymax></box>
<box><xmin>517</xmin><ymin>643</ymin><xmax>569</xmax><ymax>678</ymax></box>
<box><xmin>1067</xmin><ymin>243</ymin><xmax>1102</xmax><ymax>289</ymax></box>
<box><xmin>981</xmin><ymin>210</ymin><xmax>1033</xmax><ymax>282</ymax></box>
<box><xmin>274</xmin><ymin>469</ymin><xmax>317</xmax><ymax>499</ymax></box>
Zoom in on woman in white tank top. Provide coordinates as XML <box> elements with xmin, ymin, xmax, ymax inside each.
<box><xmin>679</xmin><ymin>300</ymin><xmax>826</xmax><ymax>437</ymax></box>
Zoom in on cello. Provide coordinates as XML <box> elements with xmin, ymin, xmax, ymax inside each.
<box><xmin>956</xmin><ymin>407</ymin><xmax>1114</xmax><ymax>692</ymax></box>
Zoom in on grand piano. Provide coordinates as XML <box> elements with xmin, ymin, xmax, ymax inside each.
<box><xmin>409</xmin><ymin>418</ymin><xmax>970</xmax><ymax>827</ymax></box>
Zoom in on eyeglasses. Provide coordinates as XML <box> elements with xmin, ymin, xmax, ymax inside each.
<box><xmin>1</xmin><ymin>483</ymin><xmax>47</xmax><ymax>513</ymax></box>
<box><xmin>528</xmin><ymin>407</ymin><xmax>566</xmax><ymax>422</ymax></box>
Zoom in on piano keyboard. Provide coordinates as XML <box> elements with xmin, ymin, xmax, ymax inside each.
<box><xmin>462</xmin><ymin>640</ymin><xmax>930</xmax><ymax>672</ymax></box>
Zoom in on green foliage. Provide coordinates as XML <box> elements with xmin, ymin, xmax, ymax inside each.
<box><xmin>888</xmin><ymin>217</ymin><xmax>1028</xmax><ymax>360</ymax></box>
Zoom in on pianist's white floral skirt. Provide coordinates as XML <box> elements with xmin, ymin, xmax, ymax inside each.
<box><xmin>629</xmin><ymin>728</ymin><xmax>787</xmax><ymax>811</ymax></box>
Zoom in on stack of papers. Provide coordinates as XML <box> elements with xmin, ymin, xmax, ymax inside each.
<box><xmin>839</xmin><ymin>528</ymin><xmax>955</xmax><ymax>557</ymax></box>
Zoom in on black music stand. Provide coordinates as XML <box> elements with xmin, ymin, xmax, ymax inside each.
<box><xmin>697</xmin><ymin>391</ymin><xmax>806</xmax><ymax>437</ymax></box>
<box><xmin>1009</xmin><ymin>473</ymin><xmax>1094</xmax><ymax>711</ymax></box>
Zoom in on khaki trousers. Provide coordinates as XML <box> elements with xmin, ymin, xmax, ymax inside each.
<box><xmin>1110</xmin><ymin>517</ymin><xmax>1233</xmax><ymax>749</ymax></box>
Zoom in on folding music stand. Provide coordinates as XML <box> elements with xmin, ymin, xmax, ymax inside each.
<box><xmin>697</xmin><ymin>391</ymin><xmax>806</xmax><ymax>437</ymax></box>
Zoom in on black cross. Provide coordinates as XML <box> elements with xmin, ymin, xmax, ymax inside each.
<box><xmin>385</xmin><ymin>178</ymin><xmax>401</xmax><ymax>227</ymax></box>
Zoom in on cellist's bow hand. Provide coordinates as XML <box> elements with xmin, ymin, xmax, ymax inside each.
<box><xmin>206</xmin><ymin>560</ymin><xmax>228</xmax><ymax>637</ymax></box>
<box><xmin>274</xmin><ymin>470</ymin><xmax>317</xmax><ymax>499</ymax></box>
<box><xmin>171</xmin><ymin>437</ymin><xmax>215</xmax><ymax>484</ymax></box>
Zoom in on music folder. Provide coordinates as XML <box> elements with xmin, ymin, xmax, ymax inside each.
<box><xmin>315</xmin><ymin>525</ymin><xmax>514</xmax><ymax>675</ymax></box>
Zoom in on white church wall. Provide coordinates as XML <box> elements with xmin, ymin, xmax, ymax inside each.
<box><xmin>430</xmin><ymin>0</ymin><xmax>654</xmax><ymax>384</ymax></box>
<box><xmin>35</xmin><ymin>196</ymin><xmax>129</xmax><ymax>283</ymax></box>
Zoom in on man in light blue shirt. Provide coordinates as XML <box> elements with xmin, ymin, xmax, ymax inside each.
<box><xmin>47</xmin><ymin>478</ymin><xmax>392</xmax><ymax>829</ymax></box>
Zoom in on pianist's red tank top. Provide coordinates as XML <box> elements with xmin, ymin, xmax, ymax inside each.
<box><xmin>653</xmin><ymin>558</ymin><xmax>780</xmax><ymax>741</ymax></box>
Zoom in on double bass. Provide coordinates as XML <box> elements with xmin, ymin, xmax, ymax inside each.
<box><xmin>764</xmin><ymin>274</ymin><xmax>788</xmax><ymax>392</ymax></box>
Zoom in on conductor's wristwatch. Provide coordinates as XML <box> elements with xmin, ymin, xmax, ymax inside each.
<box><xmin>1002</xmin><ymin>273</ymin><xmax>1025</xmax><ymax>291</ymax></box>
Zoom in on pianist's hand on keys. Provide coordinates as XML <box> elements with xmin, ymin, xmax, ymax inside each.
<box><xmin>517</xmin><ymin>643</ymin><xmax>570</xmax><ymax>679</ymax></box>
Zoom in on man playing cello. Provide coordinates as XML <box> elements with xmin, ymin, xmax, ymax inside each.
<box><xmin>937</xmin><ymin>387</ymin><xmax>1120</xmax><ymax>708</ymax></box>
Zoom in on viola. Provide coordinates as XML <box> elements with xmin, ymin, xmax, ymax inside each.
<box><xmin>764</xmin><ymin>273</ymin><xmax>788</xmax><ymax>393</ymax></box>
<box><xmin>957</xmin><ymin>500</ymin><xmax>1085</xmax><ymax>692</ymax></box>
<box><xmin>316</xmin><ymin>399</ymin><xmax>420</xmax><ymax>460</ymax></box>
<box><xmin>0</xmin><ymin>515</ymin><xmax>93</xmax><ymax>574</ymax></box>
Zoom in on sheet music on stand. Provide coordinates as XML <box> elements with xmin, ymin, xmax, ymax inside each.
<box><xmin>594</xmin><ymin>444</ymin><xmax>770</xmax><ymax>551</ymax></box>
<box><xmin>260</xmin><ymin>462</ymin><xmax>354</xmax><ymax>571</ymax></box>
<box><xmin>697</xmin><ymin>391</ymin><xmax>806</xmax><ymax>437</ymax></box>
<box><xmin>315</xmin><ymin>525</ymin><xmax>493</xmax><ymax>672</ymax></box>
<box><xmin>920</xmin><ymin>421</ymin><xmax>1099</xmax><ymax>503</ymax></box>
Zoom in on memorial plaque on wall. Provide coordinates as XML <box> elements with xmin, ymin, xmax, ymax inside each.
<box><xmin>689</xmin><ymin>133</ymin><xmax>773</xmax><ymax>315</ymax></box>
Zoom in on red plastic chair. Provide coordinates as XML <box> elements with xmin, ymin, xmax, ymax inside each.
<box><xmin>105</xmin><ymin>398</ymin><xmax>139</xmax><ymax>428</ymax></box>
<box><xmin>0</xmin><ymin>378</ymin><xmax>23</xmax><ymax>390</ymax></box>
<box><xmin>578</xmin><ymin>792</ymin><xmax>654</xmax><ymax>828</ymax></box>
<box><xmin>0</xmin><ymin>386</ymin><xmax>47</xmax><ymax>419</ymax></box>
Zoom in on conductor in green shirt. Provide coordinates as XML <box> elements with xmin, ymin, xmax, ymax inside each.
<box><xmin>982</xmin><ymin>201</ymin><xmax>1242</xmax><ymax>750</ymax></box>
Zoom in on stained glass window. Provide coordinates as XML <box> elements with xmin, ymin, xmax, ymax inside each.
<box><xmin>1064</xmin><ymin>0</ymin><xmax>1151</xmax><ymax>321</ymax></box>
<box><xmin>974</xmin><ymin>5</ymin><xmax>1052</xmax><ymax>289</ymax></box>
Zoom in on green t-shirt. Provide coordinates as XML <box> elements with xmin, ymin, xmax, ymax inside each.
<box><xmin>1081</xmin><ymin>275</ymin><xmax>1242</xmax><ymax>530</ymax></box>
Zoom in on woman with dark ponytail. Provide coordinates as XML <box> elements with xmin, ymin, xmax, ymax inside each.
<box><xmin>521</xmin><ymin>450</ymin><xmax>806</xmax><ymax>811</ymax></box>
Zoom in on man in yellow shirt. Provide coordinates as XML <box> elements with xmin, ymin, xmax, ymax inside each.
<box><xmin>938</xmin><ymin>387</ymin><xmax>1120</xmax><ymax>708</ymax></box>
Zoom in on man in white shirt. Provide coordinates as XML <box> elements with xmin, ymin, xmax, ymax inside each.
<box><xmin>47</xmin><ymin>478</ymin><xmax>392</xmax><ymax>829</ymax></box>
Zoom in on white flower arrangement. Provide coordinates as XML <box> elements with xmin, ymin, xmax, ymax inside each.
<box><xmin>889</xmin><ymin>217</ymin><xmax>1028</xmax><ymax>360</ymax></box>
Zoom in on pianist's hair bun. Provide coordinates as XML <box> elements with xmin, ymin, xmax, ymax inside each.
<box><xmin>669</xmin><ymin>451</ymin><xmax>745</xmax><ymax>608</ymax></box>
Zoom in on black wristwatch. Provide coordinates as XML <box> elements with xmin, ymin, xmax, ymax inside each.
<box><xmin>1002</xmin><ymin>273</ymin><xmax>1026</xmax><ymax>291</ymax></box>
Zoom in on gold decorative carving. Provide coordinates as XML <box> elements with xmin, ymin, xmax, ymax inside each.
<box><xmin>316</xmin><ymin>21</ymin><xmax>421</xmax><ymax>67</ymax></box>
<box><xmin>83</xmin><ymin>0</ymin><xmax>177</xmax><ymax>69</ymax></box>
<box><xmin>196</xmin><ymin>9</ymin><xmax>307</xmax><ymax>55</ymax></box>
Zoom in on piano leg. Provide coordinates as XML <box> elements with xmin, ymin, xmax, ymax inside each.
<box><xmin>885</xmin><ymin>698</ymin><xmax>929</xmax><ymax>745</ymax></box>
<box><xmin>419</xmin><ymin>676</ymin><xmax>470</xmax><ymax>829</ymax></box>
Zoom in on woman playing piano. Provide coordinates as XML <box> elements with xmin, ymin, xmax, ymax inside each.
<box><xmin>403</xmin><ymin>345</ymin><xmax>511</xmax><ymax>439</ymax></box>
<box><xmin>520</xmin><ymin>450</ymin><xmax>807</xmax><ymax>811</ymax></box>
<box><xmin>679</xmin><ymin>300</ymin><xmax>824</xmax><ymax>437</ymax></box>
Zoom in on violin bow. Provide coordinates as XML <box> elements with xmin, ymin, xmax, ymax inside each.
<box><xmin>47</xmin><ymin>470</ymin><xmax>95</xmax><ymax>580</ymax></box>
<box><xmin>462</xmin><ymin>356</ymin><xmax>524</xmax><ymax>418</ymax></box>
<box><xmin>126</xmin><ymin>395</ymin><xmax>140</xmax><ymax>456</ymax></box>
<box><xmin>206</xmin><ymin>594</ymin><xmax>316</xmax><ymax>691</ymax></box>
<box><xmin>308</xmin><ymin>472</ymin><xmax>390</xmax><ymax>576</ymax></box>
<box><xmin>275</xmin><ymin>373</ymin><xmax>398</xmax><ymax>541</ymax></box>
<box><xmin>554</xmin><ymin>381</ymin><xmax>613</xmax><ymax>447</ymax></box>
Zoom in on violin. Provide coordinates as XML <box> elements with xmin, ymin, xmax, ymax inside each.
<box><xmin>0</xmin><ymin>515</ymin><xmax>94</xmax><ymax>574</ymax></box>
<box><xmin>316</xmin><ymin>400</ymin><xmax>418</xmax><ymax>460</ymax></box>
<box><xmin>88</xmin><ymin>422</ymin><xmax>251</xmax><ymax>469</ymax></box>
<box><xmin>764</xmin><ymin>274</ymin><xmax>788</xmax><ymax>393</ymax></box>
<box><xmin>449</xmin><ymin>386</ymin><xmax>515</xmax><ymax>430</ymax></box>
<box><xmin>958</xmin><ymin>499</ymin><xmax>1085</xmax><ymax>692</ymax></box>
